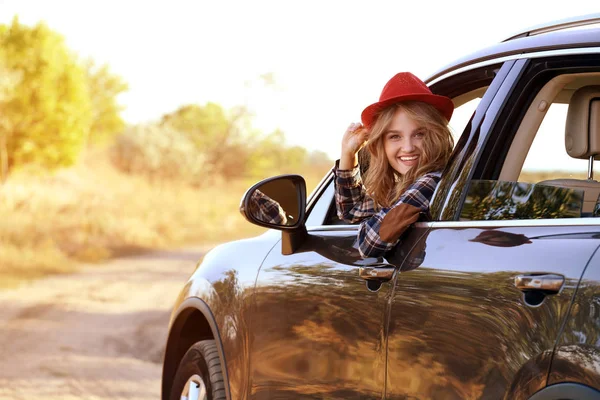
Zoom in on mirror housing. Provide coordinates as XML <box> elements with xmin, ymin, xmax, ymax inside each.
<box><xmin>240</xmin><ymin>174</ymin><xmax>307</xmax><ymax>231</ymax></box>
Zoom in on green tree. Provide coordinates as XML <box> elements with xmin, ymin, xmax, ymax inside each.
<box><xmin>84</xmin><ymin>59</ymin><xmax>128</xmax><ymax>144</ymax></box>
<box><xmin>111</xmin><ymin>123</ymin><xmax>205</xmax><ymax>182</ymax></box>
<box><xmin>160</xmin><ymin>103</ymin><xmax>250</xmax><ymax>179</ymax></box>
<box><xmin>0</xmin><ymin>17</ymin><xmax>92</xmax><ymax>179</ymax></box>
<box><xmin>0</xmin><ymin>48</ymin><xmax>21</xmax><ymax>181</ymax></box>
<box><xmin>246</xmin><ymin>129</ymin><xmax>287</xmax><ymax>177</ymax></box>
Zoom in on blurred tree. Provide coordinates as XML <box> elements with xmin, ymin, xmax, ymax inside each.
<box><xmin>307</xmin><ymin>149</ymin><xmax>332</xmax><ymax>167</ymax></box>
<box><xmin>160</xmin><ymin>103</ymin><xmax>251</xmax><ymax>179</ymax></box>
<box><xmin>111</xmin><ymin>123</ymin><xmax>205</xmax><ymax>183</ymax></box>
<box><xmin>0</xmin><ymin>48</ymin><xmax>21</xmax><ymax>181</ymax></box>
<box><xmin>83</xmin><ymin>59</ymin><xmax>128</xmax><ymax>144</ymax></box>
<box><xmin>145</xmin><ymin>100</ymin><xmax>334</xmax><ymax>183</ymax></box>
<box><xmin>246</xmin><ymin>129</ymin><xmax>287</xmax><ymax>177</ymax></box>
<box><xmin>0</xmin><ymin>17</ymin><xmax>92</xmax><ymax>180</ymax></box>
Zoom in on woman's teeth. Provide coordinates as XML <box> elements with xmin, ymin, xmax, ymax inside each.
<box><xmin>400</xmin><ymin>155</ymin><xmax>418</xmax><ymax>161</ymax></box>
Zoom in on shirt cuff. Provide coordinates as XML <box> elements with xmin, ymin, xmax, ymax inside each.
<box><xmin>333</xmin><ymin>159</ymin><xmax>362</xmax><ymax>187</ymax></box>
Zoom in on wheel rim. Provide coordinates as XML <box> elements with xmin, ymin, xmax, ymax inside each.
<box><xmin>180</xmin><ymin>374</ymin><xmax>208</xmax><ymax>400</ymax></box>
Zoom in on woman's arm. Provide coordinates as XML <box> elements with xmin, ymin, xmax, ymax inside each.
<box><xmin>356</xmin><ymin>172</ymin><xmax>441</xmax><ymax>258</ymax></box>
<box><xmin>334</xmin><ymin>123</ymin><xmax>373</xmax><ymax>223</ymax></box>
<box><xmin>334</xmin><ymin>163</ymin><xmax>377</xmax><ymax>223</ymax></box>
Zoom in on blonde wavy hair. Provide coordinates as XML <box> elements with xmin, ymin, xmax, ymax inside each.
<box><xmin>362</xmin><ymin>101</ymin><xmax>454</xmax><ymax>208</ymax></box>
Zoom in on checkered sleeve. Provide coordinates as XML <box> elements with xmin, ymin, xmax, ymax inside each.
<box><xmin>356</xmin><ymin>172</ymin><xmax>441</xmax><ymax>258</ymax></box>
<box><xmin>334</xmin><ymin>163</ymin><xmax>377</xmax><ymax>223</ymax></box>
<box><xmin>250</xmin><ymin>189</ymin><xmax>288</xmax><ymax>225</ymax></box>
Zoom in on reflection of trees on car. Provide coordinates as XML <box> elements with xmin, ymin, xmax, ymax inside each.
<box><xmin>387</xmin><ymin>267</ymin><xmax>575</xmax><ymax>399</ymax></box>
<box><xmin>434</xmin><ymin>147</ymin><xmax>476</xmax><ymax>220</ymax></box>
<box><xmin>462</xmin><ymin>181</ymin><xmax>583</xmax><ymax>220</ymax></box>
<box><xmin>251</xmin><ymin>262</ymin><xmax>386</xmax><ymax>397</ymax></box>
<box><xmin>212</xmin><ymin>269</ymin><xmax>253</xmax><ymax>399</ymax></box>
<box><xmin>550</xmin><ymin>280</ymin><xmax>600</xmax><ymax>390</ymax></box>
<box><xmin>469</xmin><ymin>230</ymin><xmax>532</xmax><ymax>247</ymax></box>
<box><xmin>550</xmin><ymin>345</ymin><xmax>600</xmax><ymax>388</ymax></box>
<box><xmin>242</xmin><ymin>257</ymin><xmax>575</xmax><ymax>399</ymax></box>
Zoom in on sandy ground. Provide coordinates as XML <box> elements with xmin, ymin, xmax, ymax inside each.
<box><xmin>0</xmin><ymin>247</ymin><xmax>207</xmax><ymax>400</ymax></box>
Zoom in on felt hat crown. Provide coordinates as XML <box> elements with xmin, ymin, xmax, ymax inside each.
<box><xmin>361</xmin><ymin>72</ymin><xmax>454</xmax><ymax>127</ymax></box>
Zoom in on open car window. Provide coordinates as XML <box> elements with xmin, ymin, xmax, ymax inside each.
<box><xmin>314</xmin><ymin>65</ymin><xmax>499</xmax><ymax>226</ymax></box>
<box><xmin>458</xmin><ymin>56</ymin><xmax>600</xmax><ymax>221</ymax></box>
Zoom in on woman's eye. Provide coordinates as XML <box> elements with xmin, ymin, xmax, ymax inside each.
<box><xmin>390</xmin><ymin>134</ymin><xmax>401</xmax><ymax>140</ymax></box>
<box><xmin>414</xmin><ymin>131</ymin><xmax>425</xmax><ymax>138</ymax></box>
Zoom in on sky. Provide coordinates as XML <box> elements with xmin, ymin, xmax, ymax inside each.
<box><xmin>0</xmin><ymin>0</ymin><xmax>599</xmax><ymax>170</ymax></box>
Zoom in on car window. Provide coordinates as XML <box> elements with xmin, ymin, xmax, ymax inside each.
<box><xmin>518</xmin><ymin>102</ymin><xmax>600</xmax><ymax>183</ymax></box>
<box><xmin>310</xmin><ymin>67</ymin><xmax>495</xmax><ymax>227</ymax></box>
<box><xmin>448</xmin><ymin>97</ymin><xmax>481</xmax><ymax>145</ymax></box>
<box><xmin>305</xmin><ymin>174</ymin><xmax>336</xmax><ymax>227</ymax></box>
<box><xmin>457</xmin><ymin>55</ymin><xmax>600</xmax><ymax>221</ymax></box>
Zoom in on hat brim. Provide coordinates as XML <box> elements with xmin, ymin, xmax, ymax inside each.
<box><xmin>361</xmin><ymin>93</ymin><xmax>454</xmax><ymax>128</ymax></box>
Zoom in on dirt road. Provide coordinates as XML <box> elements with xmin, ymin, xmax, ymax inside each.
<box><xmin>0</xmin><ymin>247</ymin><xmax>207</xmax><ymax>400</ymax></box>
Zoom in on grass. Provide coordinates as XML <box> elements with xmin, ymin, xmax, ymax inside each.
<box><xmin>0</xmin><ymin>148</ymin><xmax>330</xmax><ymax>288</ymax></box>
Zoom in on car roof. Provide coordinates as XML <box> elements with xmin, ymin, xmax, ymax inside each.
<box><xmin>426</xmin><ymin>14</ymin><xmax>600</xmax><ymax>84</ymax></box>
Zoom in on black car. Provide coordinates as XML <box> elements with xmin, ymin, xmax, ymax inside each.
<box><xmin>162</xmin><ymin>14</ymin><xmax>600</xmax><ymax>400</ymax></box>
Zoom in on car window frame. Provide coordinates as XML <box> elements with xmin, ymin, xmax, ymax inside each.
<box><xmin>449</xmin><ymin>50</ymin><xmax>600</xmax><ymax>223</ymax></box>
<box><xmin>305</xmin><ymin>172</ymin><xmax>337</xmax><ymax>228</ymax></box>
<box><xmin>303</xmin><ymin>62</ymin><xmax>510</xmax><ymax>229</ymax></box>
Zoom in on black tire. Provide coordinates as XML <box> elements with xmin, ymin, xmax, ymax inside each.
<box><xmin>169</xmin><ymin>340</ymin><xmax>226</xmax><ymax>400</ymax></box>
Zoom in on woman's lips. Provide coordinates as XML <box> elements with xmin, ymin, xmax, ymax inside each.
<box><xmin>398</xmin><ymin>155</ymin><xmax>419</xmax><ymax>165</ymax></box>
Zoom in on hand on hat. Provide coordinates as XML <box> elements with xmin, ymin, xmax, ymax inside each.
<box><xmin>340</xmin><ymin>122</ymin><xmax>369</xmax><ymax>170</ymax></box>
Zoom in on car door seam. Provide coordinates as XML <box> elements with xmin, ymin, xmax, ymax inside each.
<box><xmin>546</xmin><ymin>241</ymin><xmax>600</xmax><ymax>386</ymax></box>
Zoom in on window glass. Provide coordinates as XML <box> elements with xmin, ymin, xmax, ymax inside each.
<box><xmin>319</xmin><ymin>93</ymin><xmax>485</xmax><ymax>226</ymax></box>
<box><xmin>519</xmin><ymin>103</ymin><xmax>600</xmax><ymax>183</ymax></box>
<box><xmin>449</xmin><ymin>98</ymin><xmax>481</xmax><ymax>145</ymax></box>
<box><xmin>306</xmin><ymin>178</ymin><xmax>335</xmax><ymax>226</ymax></box>
<box><xmin>458</xmin><ymin>68</ymin><xmax>600</xmax><ymax>221</ymax></box>
<box><xmin>460</xmin><ymin>180</ymin><xmax>583</xmax><ymax>221</ymax></box>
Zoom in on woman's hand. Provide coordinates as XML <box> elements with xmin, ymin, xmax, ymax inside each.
<box><xmin>340</xmin><ymin>122</ymin><xmax>368</xmax><ymax>170</ymax></box>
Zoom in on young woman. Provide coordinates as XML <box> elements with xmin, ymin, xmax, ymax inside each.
<box><xmin>335</xmin><ymin>72</ymin><xmax>454</xmax><ymax>258</ymax></box>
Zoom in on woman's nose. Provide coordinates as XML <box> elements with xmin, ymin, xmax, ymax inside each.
<box><xmin>401</xmin><ymin>137</ymin><xmax>415</xmax><ymax>152</ymax></box>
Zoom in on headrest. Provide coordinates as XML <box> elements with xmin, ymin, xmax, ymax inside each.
<box><xmin>565</xmin><ymin>85</ymin><xmax>600</xmax><ymax>159</ymax></box>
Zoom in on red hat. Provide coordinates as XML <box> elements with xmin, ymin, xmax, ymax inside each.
<box><xmin>361</xmin><ymin>72</ymin><xmax>454</xmax><ymax>128</ymax></box>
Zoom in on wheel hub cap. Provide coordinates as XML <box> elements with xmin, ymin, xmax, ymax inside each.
<box><xmin>180</xmin><ymin>374</ymin><xmax>207</xmax><ymax>400</ymax></box>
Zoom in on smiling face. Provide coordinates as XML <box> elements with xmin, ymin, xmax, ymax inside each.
<box><xmin>383</xmin><ymin>108</ymin><xmax>426</xmax><ymax>175</ymax></box>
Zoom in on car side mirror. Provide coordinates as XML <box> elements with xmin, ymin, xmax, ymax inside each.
<box><xmin>240</xmin><ymin>175</ymin><xmax>307</xmax><ymax>230</ymax></box>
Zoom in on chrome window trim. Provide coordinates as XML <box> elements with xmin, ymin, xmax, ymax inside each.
<box><xmin>427</xmin><ymin>47</ymin><xmax>600</xmax><ymax>86</ymax></box>
<box><xmin>423</xmin><ymin>219</ymin><xmax>600</xmax><ymax>229</ymax></box>
<box><xmin>309</xmin><ymin>217</ymin><xmax>600</xmax><ymax>232</ymax></box>
<box><xmin>308</xmin><ymin>225</ymin><xmax>358</xmax><ymax>232</ymax></box>
<box><xmin>304</xmin><ymin>170</ymin><xmax>335</xmax><ymax>226</ymax></box>
<box><xmin>306</xmin><ymin>169</ymin><xmax>334</xmax><ymax>211</ymax></box>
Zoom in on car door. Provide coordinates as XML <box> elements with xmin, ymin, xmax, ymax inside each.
<box><xmin>385</xmin><ymin>53</ymin><xmax>600</xmax><ymax>400</ymax></box>
<box><xmin>246</xmin><ymin>62</ymin><xmax>511</xmax><ymax>399</ymax></box>
<box><xmin>247</xmin><ymin>176</ymin><xmax>392</xmax><ymax>399</ymax></box>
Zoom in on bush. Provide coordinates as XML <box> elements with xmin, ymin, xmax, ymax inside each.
<box><xmin>111</xmin><ymin>123</ymin><xmax>207</xmax><ymax>183</ymax></box>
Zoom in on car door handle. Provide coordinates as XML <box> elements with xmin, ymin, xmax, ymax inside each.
<box><xmin>514</xmin><ymin>274</ymin><xmax>565</xmax><ymax>293</ymax></box>
<box><xmin>359</xmin><ymin>264</ymin><xmax>396</xmax><ymax>282</ymax></box>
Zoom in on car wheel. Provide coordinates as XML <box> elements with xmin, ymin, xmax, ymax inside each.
<box><xmin>169</xmin><ymin>340</ymin><xmax>226</xmax><ymax>400</ymax></box>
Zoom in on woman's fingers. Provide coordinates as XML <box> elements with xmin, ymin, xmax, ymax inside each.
<box><xmin>345</xmin><ymin>122</ymin><xmax>361</xmax><ymax>135</ymax></box>
<box><xmin>342</xmin><ymin>122</ymin><xmax>369</xmax><ymax>158</ymax></box>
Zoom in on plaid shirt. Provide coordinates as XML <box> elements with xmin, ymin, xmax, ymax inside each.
<box><xmin>249</xmin><ymin>189</ymin><xmax>288</xmax><ymax>225</ymax></box>
<box><xmin>334</xmin><ymin>164</ymin><xmax>441</xmax><ymax>258</ymax></box>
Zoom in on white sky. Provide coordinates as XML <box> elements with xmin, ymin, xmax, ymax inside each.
<box><xmin>1</xmin><ymin>0</ymin><xmax>599</xmax><ymax>170</ymax></box>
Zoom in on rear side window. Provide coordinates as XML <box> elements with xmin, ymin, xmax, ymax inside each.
<box><xmin>458</xmin><ymin>54</ymin><xmax>600</xmax><ymax>220</ymax></box>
